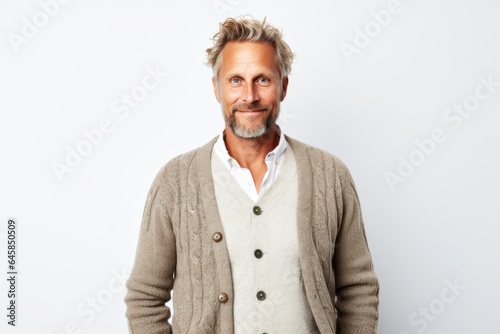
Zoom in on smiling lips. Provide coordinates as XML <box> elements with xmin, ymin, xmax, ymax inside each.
<box><xmin>237</xmin><ymin>109</ymin><xmax>265</xmax><ymax>113</ymax></box>
<box><xmin>232</xmin><ymin>104</ymin><xmax>268</xmax><ymax>114</ymax></box>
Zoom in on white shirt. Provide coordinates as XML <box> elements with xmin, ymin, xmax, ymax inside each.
<box><xmin>213</xmin><ymin>128</ymin><xmax>287</xmax><ymax>202</ymax></box>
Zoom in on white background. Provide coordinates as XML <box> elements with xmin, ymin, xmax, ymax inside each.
<box><xmin>1</xmin><ymin>0</ymin><xmax>499</xmax><ymax>333</ymax></box>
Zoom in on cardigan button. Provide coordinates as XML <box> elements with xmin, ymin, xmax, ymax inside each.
<box><xmin>253</xmin><ymin>206</ymin><xmax>262</xmax><ymax>215</ymax></box>
<box><xmin>212</xmin><ymin>232</ymin><xmax>223</xmax><ymax>242</ymax></box>
<box><xmin>218</xmin><ymin>293</ymin><xmax>229</xmax><ymax>303</ymax></box>
<box><xmin>254</xmin><ymin>249</ymin><xmax>263</xmax><ymax>259</ymax></box>
<box><xmin>256</xmin><ymin>290</ymin><xmax>266</xmax><ymax>301</ymax></box>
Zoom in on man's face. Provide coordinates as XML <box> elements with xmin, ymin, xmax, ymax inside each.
<box><xmin>212</xmin><ymin>41</ymin><xmax>288</xmax><ymax>139</ymax></box>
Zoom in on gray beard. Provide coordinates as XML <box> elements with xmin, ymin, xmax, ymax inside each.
<box><xmin>223</xmin><ymin>104</ymin><xmax>279</xmax><ymax>139</ymax></box>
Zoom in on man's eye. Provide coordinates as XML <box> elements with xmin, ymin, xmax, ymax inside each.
<box><xmin>258</xmin><ymin>77</ymin><xmax>270</xmax><ymax>84</ymax></box>
<box><xmin>230</xmin><ymin>78</ymin><xmax>241</xmax><ymax>84</ymax></box>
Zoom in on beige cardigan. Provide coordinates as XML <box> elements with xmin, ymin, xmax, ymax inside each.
<box><xmin>125</xmin><ymin>136</ymin><xmax>379</xmax><ymax>334</ymax></box>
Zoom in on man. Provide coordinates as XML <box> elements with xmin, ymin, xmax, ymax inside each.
<box><xmin>125</xmin><ymin>17</ymin><xmax>379</xmax><ymax>334</ymax></box>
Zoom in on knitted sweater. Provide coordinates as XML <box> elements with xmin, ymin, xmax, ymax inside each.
<box><xmin>125</xmin><ymin>135</ymin><xmax>379</xmax><ymax>334</ymax></box>
<box><xmin>212</xmin><ymin>144</ymin><xmax>318</xmax><ymax>333</ymax></box>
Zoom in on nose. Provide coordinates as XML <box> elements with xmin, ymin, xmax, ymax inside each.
<box><xmin>242</xmin><ymin>83</ymin><xmax>259</xmax><ymax>103</ymax></box>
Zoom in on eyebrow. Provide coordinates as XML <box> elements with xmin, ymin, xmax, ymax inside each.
<box><xmin>224</xmin><ymin>72</ymin><xmax>274</xmax><ymax>80</ymax></box>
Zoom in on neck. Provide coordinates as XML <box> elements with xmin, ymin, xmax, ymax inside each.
<box><xmin>223</xmin><ymin>124</ymin><xmax>280</xmax><ymax>169</ymax></box>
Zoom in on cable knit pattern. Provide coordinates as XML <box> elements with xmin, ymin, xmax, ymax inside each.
<box><xmin>125</xmin><ymin>135</ymin><xmax>379</xmax><ymax>334</ymax></box>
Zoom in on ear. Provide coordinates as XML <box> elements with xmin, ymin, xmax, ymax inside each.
<box><xmin>212</xmin><ymin>77</ymin><xmax>221</xmax><ymax>103</ymax></box>
<box><xmin>280</xmin><ymin>76</ymin><xmax>289</xmax><ymax>101</ymax></box>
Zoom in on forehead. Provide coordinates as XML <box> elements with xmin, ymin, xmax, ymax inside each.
<box><xmin>219</xmin><ymin>41</ymin><xmax>278</xmax><ymax>76</ymax></box>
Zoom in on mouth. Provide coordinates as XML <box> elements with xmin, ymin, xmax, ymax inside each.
<box><xmin>235</xmin><ymin>109</ymin><xmax>266</xmax><ymax>113</ymax></box>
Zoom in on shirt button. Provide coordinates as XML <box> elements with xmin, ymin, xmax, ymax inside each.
<box><xmin>218</xmin><ymin>293</ymin><xmax>228</xmax><ymax>303</ymax></box>
<box><xmin>212</xmin><ymin>232</ymin><xmax>223</xmax><ymax>242</ymax></box>
<box><xmin>253</xmin><ymin>206</ymin><xmax>262</xmax><ymax>215</ymax></box>
<box><xmin>254</xmin><ymin>249</ymin><xmax>263</xmax><ymax>259</ymax></box>
<box><xmin>256</xmin><ymin>290</ymin><xmax>266</xmax><ymax>301</ymax></box>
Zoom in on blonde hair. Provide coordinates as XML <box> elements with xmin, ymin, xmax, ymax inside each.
<box><xmin>206</xmin><ymin>16</ymin><xmax>295</xmax><ymax>80</ymax></box>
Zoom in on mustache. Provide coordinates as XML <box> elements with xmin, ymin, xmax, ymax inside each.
<box><xmin>231</xmin><ymin>103</ymin><xmax>270</xmax><ymax>113</ymax></box>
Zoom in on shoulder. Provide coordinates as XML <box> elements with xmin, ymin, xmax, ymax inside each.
<box><xmin>285</xmin><ymin>135</ymin><xmax>357</xmax><ymax>193</ymax></box>
<box><xmin>286</xmin><ymin>135</ymin><xmax>349</xmax><ymax>173</ymax></box>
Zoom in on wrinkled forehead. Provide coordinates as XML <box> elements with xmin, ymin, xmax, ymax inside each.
<box><xmin>219</xmin><ymin>41</ymin><xmax>279</xmax><ymax>77</ymax></box>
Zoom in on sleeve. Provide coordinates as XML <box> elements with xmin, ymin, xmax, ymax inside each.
<box><xmin>333</xmin><ymin>164</ymin><xmax>379</xmax><ymax>334</ymax></box>
<box><xmin>125</xmin><ymin>167</ymin><xmax>177</xmax><ymax>334</ymax></box>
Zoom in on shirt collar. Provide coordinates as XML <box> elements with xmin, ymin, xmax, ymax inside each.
<box><xmin>214</xmin><ymin>126</ymin><xmax>287</xmax><ymax>171</ymax></box>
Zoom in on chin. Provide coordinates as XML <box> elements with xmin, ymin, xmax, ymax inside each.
<box><xmin>232</xmin><ymin>125</ymin><xmax>268</xmax><ymax>139</ymax></box>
